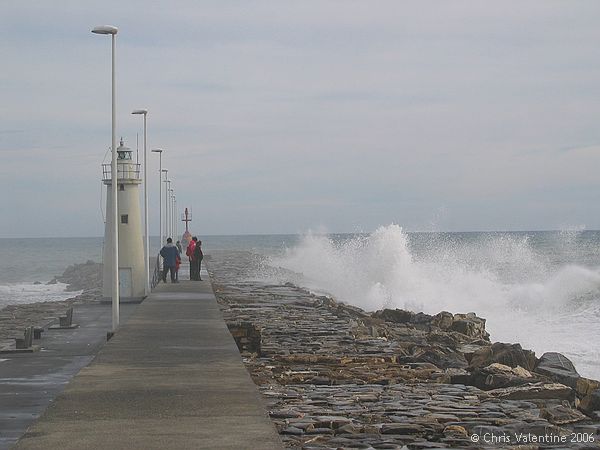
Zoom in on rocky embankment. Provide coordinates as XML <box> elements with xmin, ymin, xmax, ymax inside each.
<box><xmin>208</xmin><ymin>251</ymin><xmax>600</xmax><ymax>449</ymax></box>
<box><xmin>0</xmin><ymin>261</ymin><xmax>102</xmax><ymax>342</ymax></box>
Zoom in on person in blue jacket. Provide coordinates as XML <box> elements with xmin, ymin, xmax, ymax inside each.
<box><xmin>160</xmin><ymin>237</ymin><xmax>180</xmax><ymax>283</ymax></box>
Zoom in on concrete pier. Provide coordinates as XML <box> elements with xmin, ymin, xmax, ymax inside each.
<box><xmin>12</xmin><ymin>274</ymin><xmax>282</xmax><ymax>449</ymax></box>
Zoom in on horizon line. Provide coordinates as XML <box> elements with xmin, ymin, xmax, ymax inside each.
<box><xmin>0</xmin><ymin>229</ymin><xmax>596</xmax><ymax>240</ymax></box>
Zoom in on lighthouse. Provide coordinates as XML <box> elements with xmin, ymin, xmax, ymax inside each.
<box><xmin>102</xmin><ymin>138</ymin><xmax>146</xmax><ymax>302</ymax></box>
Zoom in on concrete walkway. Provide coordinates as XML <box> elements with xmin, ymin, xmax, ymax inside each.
<box><xmin>0</xmin><ymin>303</ymin><xmax>139</xmax><ymax>450</ymax></box>
<box><xmin>13</xmin><ymin>275</ymin><xmax>282</xmax><ymax>449</ymax></box>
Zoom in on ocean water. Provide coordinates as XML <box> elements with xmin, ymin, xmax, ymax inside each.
<box><xmin>1</xmin><ymin>229</ymin><xmax>599</xmax><ymax>379</ymax></box>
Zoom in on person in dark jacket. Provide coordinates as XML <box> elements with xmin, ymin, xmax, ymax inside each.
<box><xmin>193</xmin><ymin>240</ymin><xmax>203</xmax><ymax>281</ymax></box>
<box><xmin>160</xmin><ymin>238</ymin><xmax>180</xmax><ymax>283</ymax></box>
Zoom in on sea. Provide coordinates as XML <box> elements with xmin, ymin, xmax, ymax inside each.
<box><xmin>1</xmin><ymin>226</ymin><xmax>599</xmax><ymax>379</ymax></box>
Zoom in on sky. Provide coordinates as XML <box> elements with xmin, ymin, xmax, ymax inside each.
<box><xmin>2</xmin><ymin>1</ymin><xmax>600</xmax><ymax>237</ymax></box>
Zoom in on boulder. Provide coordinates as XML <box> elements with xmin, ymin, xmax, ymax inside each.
<box><xmin>431</xmin><ymin>311</ymin><xmax>454</xmax><ymax>330</ymax></box>
<box><xmin>469</xmin><ymin>342</ymin><xmax>537</xmax><ymax>371</ymax></box>
<box><xmin>579</xmin><ymin>388</ymin><xmax>600</xmax><ymax>417</ymax></box>
<box><xmin>576</xmin><ymin>377</ymin><xmax>600</xmax><ymax>398</ymax></box>
<box><xmin>534</xmin><ymin>352</ymin><xmax>580</xmax><ymax>389</ymax></box>
<box><xmin>451</xmin><ymin>313</ymin><xmax>489</xmax><ymax>340</ymax></box>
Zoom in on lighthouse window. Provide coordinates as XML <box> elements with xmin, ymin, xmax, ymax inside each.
<box><xmin>119</xmin><ymin>184</ymin><xmax>125</xmax><ymax>191</ymax></box>
<box><xmin>121</xmin><ymin>214</ymin><xmax>129</xmax><ymax>224</ymax></box>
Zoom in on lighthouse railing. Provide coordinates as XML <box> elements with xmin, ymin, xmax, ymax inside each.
<box><xmin>102</xmin><ymin>163</ymin><xmax>141</xmax><ymax>181</ymax></box>
<box><xmin>150</xmin><ymin>254</ymin><xmax>161</xmax><ymax>289</ymax></box>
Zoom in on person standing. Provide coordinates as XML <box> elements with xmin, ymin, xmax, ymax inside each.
<box><xmin>186</xmin><ymin>237</ymin><xmax>197</xmax><ymax>280</ymax></box>
<box><xmin>160</xmin><ymin>238</ymin><xmax>180</xmax><ymax>283</ymax></box>
<box><xmin>175</xmin><ymin>253</ymin><xmax>181</xmax><ymax>282</ymax></box>
<box><xmin>193</xmin><ymin>239</ymin><xmax>203</xmax><ymax>281</ymax></box>
<box><xmin>176</xmin><ymin>240</ymin><xmax>183</xmax><ymax>254</ymax></box>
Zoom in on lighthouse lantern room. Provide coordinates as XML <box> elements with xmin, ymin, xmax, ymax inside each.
<box><xmin>102</xmin><ymin>138</ymin><xmax>146</xmax><ymax>302</ymax></box>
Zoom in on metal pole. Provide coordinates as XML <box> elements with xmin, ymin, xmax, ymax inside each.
<box><xmin>158</xmin><ymin>153</ymin><xmax>162</xmax><ymax>246</ymax></box>
<box><xmin>143</xmin><ymin>113</ymin><xmax>149</xmax><ymax>294</ymax></box>
<box><xmin>152</xmin><ymin>149</ymin><xmax>163</xmax><ymax>269</ymax></box>
<box><xmin>168</xmin><ymin>183</ymin><xmax>172</xmax><ymax>239</ymax></box>
<box><xmin>163</xmin><ymin>174</ymin><xmax>169</xmax><ymax>238</ymax></box>
<box><xmin>111</xmin><ymin>32</ymin><xmax>119</xmax><ymax>331</ymax></box>
<box><xmin>171</xmin><ymin>191</ymin><xmax>175</xmax><ymax>240</ymax></box>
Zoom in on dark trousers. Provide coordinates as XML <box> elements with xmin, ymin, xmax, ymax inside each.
<box><xmin>189</xmin><ymin>259</ymin><xmax>196</xmax><ymax>280</ymax></box>
<box><xmin>162</xmin><ymin>265</ymin><xmax>176</xmax><ymax>283</ymax></box>
<box><xmin>190</xmin><ymin>259</ymin><xmax>202</xmax><ymax>280</ymax></box>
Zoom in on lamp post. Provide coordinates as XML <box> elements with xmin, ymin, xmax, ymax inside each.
<box><xmin>169</xmin><ymin>189</ymin><xmax>175</xmax><ymax>240</ymax></box>
<box><xmin>132</xmin><ymin>109</ymin><xmax>149</xmax><ymax>294</ymax></box>
<box><xmin>167</xmin><ymin>180</ymin><xmax>173</xmax><ymax>238</ymax></box>
<box><xmin>162</xmin><ymin>170</ymin><xmax>169</xmax><ymax>238</ymax></box>
<box><xmin>174</xmin><ymin>197</ymin><xmax>177</xmax><ymax>240</ymax></box>
<box><xmin>151</xmin><ymin>150</ymin><xmax>163</xmax><ymax>251</ymax></box>
<box><xmin>92</xmin><ymin>24</ymin><xmax>120</xmax><ymax>332</ymax></box>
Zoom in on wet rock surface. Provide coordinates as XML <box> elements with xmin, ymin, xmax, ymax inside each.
<box><xmin>209</xmin><ymin>250</ymin><xmax>600</xmax><ymax>449</ymax></box>
<box><xmin>0</xmin><ymin>261</ymin><xmax>102</xmax><ymax>342</ymax></box>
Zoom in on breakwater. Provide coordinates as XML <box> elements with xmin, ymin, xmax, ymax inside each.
<box><xmin>209</xmin><ymin>250</ymin><xmax>600</xmax><ymax>449</ymax></box>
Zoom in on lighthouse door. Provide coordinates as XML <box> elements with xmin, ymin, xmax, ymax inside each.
<box><xmin>119</xmin><ymin>268</ymin><xmax>133</xmax><ymax>298</ymax></box>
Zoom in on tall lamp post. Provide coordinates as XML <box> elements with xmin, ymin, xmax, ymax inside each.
<box><xmin>162</xmin><ymin>170</ymin><xmax>169</xmax><ymax>238</ymax></box>
<box><xmin>92</xmin><ymin>24</ymin><xmax>120</xmax><ymax>332</ymax></box>
<box><xmin>169</xmin><ymin>189</ymin><xmax>175</xmax><ymax>240</ymax></box>
<box><xmin>173</xmin><ymin>197</ymin><xmax>177</xmax><ymax>240</ymax></box>
<box><xmin>167</xmin><ymin>181</ymin><xmax>172</xmax><ymax>238</ymax></box>
<box><xmin>132</xmin><ymin>109</ymin><xmax>149</xmax><ymax>294</ymax></box>
<box><xmin>151</xmin><ymin>149</ymin><xmax>163</xmax><ymax>250</ymax></box>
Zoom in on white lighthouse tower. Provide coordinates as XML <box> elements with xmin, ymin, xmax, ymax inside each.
<box><xmin>102</xmin><ymin>138</ymin><xmax>146</xmax><ymax>302</ymax></box>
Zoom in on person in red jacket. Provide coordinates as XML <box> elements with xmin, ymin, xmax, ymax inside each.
<box><xmin>186</xmin><ymin>237</ymin><xmax>197</xmax><ymax>280</ymax></box>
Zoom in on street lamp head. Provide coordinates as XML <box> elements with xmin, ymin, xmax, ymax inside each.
<box><xmin>151</xmin><ymin>149</ymin><xmax>163</xmax><ymax>153</ymax></box>
<box><xmin>132</xmin><ymin>109</ymin><xmax>148</xmax><ymax>115</ymax></box>
<box><xmin>162</xmin><ymin>169</ymin><xmax>168</xmax><ymax>173</ymax></box>
<box><xmin>92</xmin><ymin>25</ymin><xmax>118</xmax><ymax>35</ymax></box>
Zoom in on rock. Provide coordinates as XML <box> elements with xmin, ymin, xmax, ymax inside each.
<box><xmin>450</xmin><ymin>313</ymin><xmax>489</xmax><ymax>340</ymax></box>
<box><xmin>579</xmin><ymin>389</ymin><xmax>600</xmax><ymax>416</ymax></box>
<box><xmin>269</xmin><ymin>409</ymin><xmax>304</xmax><ymax>419</ymax></box>
<box><xmin>337</xmin><ymin>423</ymin><xmax>363</xmax><ymax>434</ymax></box>
<box><xmin>540</xmin><ymin>405</ymin><xmax>587</xmax><ymax>425</ymax></box>
<box><xmin>381</xmin><ymin>423</ymin><xmax>425</xmax><ymax>434</ymax></box>
<box><xmin>431</xmin><ymin>311</ymin><xmax>454</xmax><ymax>330</ymax></box>
<box><xmin>534</xmin><ymin>352</ymin><xmax>580</xmax><ymax>389</ymax></box>
<box><xmin>400</xmin><ymin>347</ymin><xmax>468</xmax><ymax>369</ymax></box>
<box><xmin>46</xmin><ymin>278</ymin><xmax>58</xmax><ymax>285</ymax></box>
<box><xmin>469</xmin><ymin>342</ymin><xmax>537</xmax><ymax>371</ymax></box>
<box><xmin>576</xmin><ymin>377</ymin><xmax>600</xmax><ymax>398</ymax></box>
<box><xmin>487</xmin><ymin>382</ymin><xmax>573</xmax><ymax>401</ymax></box>
<box><xmin>374</xmin><ymin>309</ymin><xmax>415</xmax><ymax>324</ymax></box>
<box><xmin>313</xmin><ymin>416</ymin><xmax>353</xmax><ymax>429</ymax></box>
<box><xmin>443</xmin><ymin>425</ymin><xmax>468</xmax><ymax>437</ymax></box>
<box><xmin>33</xmin><ymin>281</ymin><xmax>42</xmax><ymax>285</ymax></box>
<box><xmin>281</xmin><ymin>426</ymin><xmax>304</xmax><ymax>435</ymax></box>
<box><xmin>468</xmin><ymin>363</ymin><xmax>536</xmax><ymax>390</ymax></box>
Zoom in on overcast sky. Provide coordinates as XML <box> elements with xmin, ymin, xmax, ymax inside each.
<box><xmin>2</xmin><ymin>1</ymin><xmax>600</xmax><ymax>237</ymax></box>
